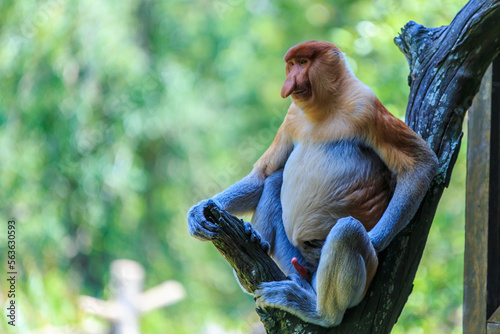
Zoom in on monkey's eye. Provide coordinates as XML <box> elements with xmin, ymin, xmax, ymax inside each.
<box><xmin>288</xmin><ymin>61</ymin><xmax>294</xmax><ymax>66</ymax></box>
<box><xmin>300</xmin><ymin>59</ymin><xmax>308</xmax><ymax>65</ymax></box>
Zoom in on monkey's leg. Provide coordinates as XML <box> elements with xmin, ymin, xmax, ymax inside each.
<box><xmin>255</xmin><ymin>217</ymin><xmax>377</xmax><ymax>327</ymax></box>
<box><xmin>234</xmin><ymin>169</ymin><xmax>305</xmax><ymax>293</ymax></box>
<box><xmin>250</xmin><ymin>169</ymin><xmax>308</xmax><ymax>276</ymax></box>
<box><xmin>314</xmin><ymin>217</ymin><xmax>378</xmax><ymax>326</ymax></box>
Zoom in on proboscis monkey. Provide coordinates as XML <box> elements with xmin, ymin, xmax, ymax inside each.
<box><xmin>188</xmin><ymin>40</ymin><xmax>438</xmax><ymax>327</ymax></box>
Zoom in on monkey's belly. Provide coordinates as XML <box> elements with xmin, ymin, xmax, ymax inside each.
<box><xmin>281</xmin><ymin>140</ymin><xmax>393</xmax><ymax>249</ymax></box>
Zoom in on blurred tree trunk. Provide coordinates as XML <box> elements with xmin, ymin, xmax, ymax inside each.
<box><xmin>204</xmin><ymin>0</ymin><xmax>500</xmax><ymax>332</ymax></box>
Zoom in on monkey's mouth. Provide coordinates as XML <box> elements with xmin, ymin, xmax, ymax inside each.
<box><xmin>292</xmin><ymin>89</ymin><xmax>307</xmax><ymax>95</ymax></box>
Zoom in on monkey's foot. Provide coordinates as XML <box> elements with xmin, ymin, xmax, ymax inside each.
<box><xmin>254</xmin><ymin>279</ymin><xmax>332</xmax><ymax>327</ymax></box>
<box><xmin>243</xmin><ymin>222</ymin><xmax>270</xmax><ymax>253</ymax></box>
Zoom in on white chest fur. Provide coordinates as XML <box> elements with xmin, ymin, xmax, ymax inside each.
<box><xmin>281</xmin><ymin>140</ymin><xmax>386</xmax><ymax>248</ymax></box>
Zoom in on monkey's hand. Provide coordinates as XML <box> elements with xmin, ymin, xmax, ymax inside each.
<box><xmin>187</xmin><ymin>199</ymin><xmax>220</xmax><ymax>241</ymax></box>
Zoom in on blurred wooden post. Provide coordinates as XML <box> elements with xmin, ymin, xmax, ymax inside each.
<box><xmin>110</xmin><ymin>260</ymin><xmax>143</xmax><ymax>334</ymax></box>
<box><xmin>79</xmin><ymin>259</ymin><xmax>186</xmax><ymax>334</ymax></box>
<box><xmin>464</xmin><ymin>56</ymin><xmax>500</xmax><ymax>334</ymax></box>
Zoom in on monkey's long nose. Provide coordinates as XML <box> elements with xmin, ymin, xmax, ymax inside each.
<box><xmin>281</xmin><ymin>75</ymin><xmax>296</xmax><ymax>98</ymax></box>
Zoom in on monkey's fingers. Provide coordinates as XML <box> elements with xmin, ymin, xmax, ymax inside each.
<box><xmin>189</xmin><ymin>218</ymin><xmax>219</xmax><ymax>240</ymax></box>
<box><xmin>244</xmin><ymin>222</ymin><xmax>254</xmax><ymax>235</ymax></box>
<box><xmin>200</xmin><ymin>219</ymin><xmax>219</xmax><ymax>232</ymax></box>
<box><xmin>260</xmin><ymin>241</ymin><xmax>270</xmax><ymax>254</ymax></box>
<box><xmin>244</xmin><ymin>222</ymin><xmax>261</xmax><ymax>242</ymax></box>
<box><xmin>244</xmin><ymin>222</ymin><xmax>271</xmax><ymax>253</ymax></box>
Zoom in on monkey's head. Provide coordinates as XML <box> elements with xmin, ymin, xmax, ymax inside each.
<box><xmin>281</xmin><ymin>40</ymin><xmax>346</xmax><ymax>113</ymax></box>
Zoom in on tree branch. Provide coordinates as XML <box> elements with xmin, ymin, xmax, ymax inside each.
<box><xmin>203</xmin><ymin>0</ymin><xmax>500</xmax><ymax>332</ymax></box>
<box><xmin>205</xmin><ymin>201</ymin><xmax>287</xmax><ymax>293</ymax></box>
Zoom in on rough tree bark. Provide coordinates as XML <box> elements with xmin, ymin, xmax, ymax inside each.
<box><xmin>202</xmin><ymin>0</ymin><xmax>500</xmax><ymax>332</ymax></box>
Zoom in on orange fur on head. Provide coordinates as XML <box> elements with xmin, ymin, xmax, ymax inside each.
<box><xmin>281</xmin><ymin>41</ymin><xmax>354</xmax><ymax>122</ymax></box>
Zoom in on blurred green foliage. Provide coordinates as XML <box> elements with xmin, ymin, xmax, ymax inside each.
<box><xmin>0</xmin><ymin>0</ymin><xmax>467</xmax><ymax>333</ymax></box>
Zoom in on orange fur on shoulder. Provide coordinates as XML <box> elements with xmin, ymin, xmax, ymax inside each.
<box><xmin>368</xmin><ymin>99</ymin><xmax>428</xmax><ymax>174</ymax></box>
<box><xmin>253</xmin><ymin>124</ymin><xmax>294</xmax><ymax>177</ymax></box>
